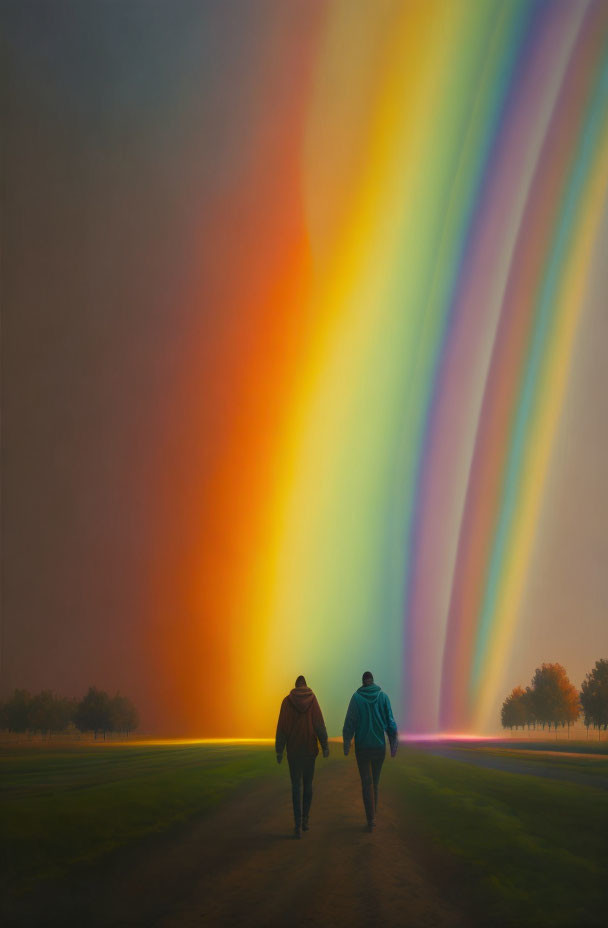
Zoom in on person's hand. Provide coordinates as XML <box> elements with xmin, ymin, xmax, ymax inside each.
<box><xmin>322</xmin><ymin>746</ymin><xmax>329</xmax><ymax>758</ymax></box>
<box><xmin>390</xmin><ymin>743</ymin><xmax>398</xmax><ymax>758</ymax></box>
<box><xmin>343</xmin><ymin>743</ymin><xmax>350</xmax><ymax>756</ymax></box>
<box><xmin>276</xmin><ymin>753</ymin><xmax>283</xmax><ymax>764</ymax></box>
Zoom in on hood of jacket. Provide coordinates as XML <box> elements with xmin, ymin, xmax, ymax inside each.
<box><xmin>288</xmin><ymin>686</ymin><xmax>315</xmax><ymax>713</ymax></box>
<box><xmin>356</xmin><ymin>683</ymin><xmax>381</xmax><ymax>704</ymax></box>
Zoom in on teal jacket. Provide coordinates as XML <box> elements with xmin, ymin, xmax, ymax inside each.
<box><xmin>342</xmin><ymin>683</ymin><xmax>398</xmax><ymax>752</ymax></box>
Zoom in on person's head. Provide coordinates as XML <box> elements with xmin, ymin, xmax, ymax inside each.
<box><xmin>362</xmin><ymin>671</ymin><xmax>374</xmax><ymax>686</ymax></box>
<box><xmin>295</xmin><ymin>675</ymin><xmax>307</xmax><ymax>688</ymax></box>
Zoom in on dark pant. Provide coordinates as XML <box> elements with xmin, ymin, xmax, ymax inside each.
<box><xmin>287</xmin><ymin>754</ymin><xmax>316</xmax><ymax>828</ymax></box>
<box><xmin>355</xmin><ymin>747</ymin><xmax>385</xmax><ymax>824</ymax></box>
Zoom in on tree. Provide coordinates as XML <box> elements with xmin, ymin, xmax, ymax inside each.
<box><xmin>109</xmin><ymin>694</ymin><xmax>139</xmax><ymax>735</ymax></box>
<box><xmin>1</xmin><ymin>687</ymin><xmax>137</xmax><ymax>738</ymax></box>
<box><xmin>522</xmin><ymin>687</ymin><xmax>537</xmax><ymax>729</ymax></box>
<box><xmin>2</xmin><ymin>689</ymin><xmax>33</xmax><ymax>732</ymax></box>
<box><xmin>54</xmin><ymin>696</ymin><xmax>78</xmax><ymax>732</ymax></box>
<box><xmin>27</xmin><ymin>691</ymin><xmax>77</xmax><ymax>734</ymax></box>
<box><xmin>74</xmin><ymin>687</ymin><xmax>113</xmax><ymax>739</ymax></box>
<box><xmin>529</xmin><ymin>663</ymin><xmax>579</xmax><ymax>737</ymax></box>
<box><xmin>580</xmin><ymin>659</ymin><xmax>608</xmax><ymax>740</ymax></box>
<box><xmin>501</xmin><ymin>687</ymin><xmax>528</xmax><ymax>730</ymax></box>
<box><xmin>29</xmin><ymin>691</ymin><xmax>57</xmax><ymax>734</ymax></box>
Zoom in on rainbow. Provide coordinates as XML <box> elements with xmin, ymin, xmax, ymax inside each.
<box><xmin>152</xmin><ymin>0</ymin><xmax>608</xmax><ymax>735</ymax></box>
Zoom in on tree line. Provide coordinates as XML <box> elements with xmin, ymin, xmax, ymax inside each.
<box><xmin>501</xmin><ymin>660</ymin><xmax>608</xmax><ymax>738</ymax></box>
<box><xmin>0</xmin><ymin>686</ymin><xmax>139</xmax><ymax>739</ymax></box>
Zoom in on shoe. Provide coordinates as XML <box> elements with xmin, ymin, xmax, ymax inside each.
<box><xmin>302</xmin><ymin>818</ymin><xmax>309</xmax><ymax>832</ymax></box>
<box><xmin>294</xmin><ymin>826</ymin><xmax>302</xmax><ymax>839</ymax></box>
<box><xmin>366</xmin><ymin>821</ymin><xmax>376</xmax><ymax>833</ymax></box>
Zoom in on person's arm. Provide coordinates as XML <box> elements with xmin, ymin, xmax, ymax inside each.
<box><xmin>383</xmin><ymin>694</ymin><xmax>398</xmax><ymax>757</ymax></box>
<box><xmin>342</xmin><ymin>695</ymin><xmax>358</xmax><ymax>755</ymax></box>
<box><xmin>275</xmin><ymin>700</ymin><xmax>289</xmax><ymax>762</ymax></box>
<box><xmin>312</xmin><ymin>696</ymin><xmax>329</xmax><ymax>757</ymax></box>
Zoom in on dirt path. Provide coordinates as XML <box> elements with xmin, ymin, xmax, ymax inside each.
<box><xmin>157</xmin><ymin>754</ymin><xmax>463</xmax><ymax>928</ymax></box>
<box><xmin>501</xmin><ymin>749</ymin><xmax>608</xmax><ymax>760</ymax></box>
<box><xmin>4</xmin><ymin>754</ymin><xmax>465</xmax><ymax>928</ymax></box>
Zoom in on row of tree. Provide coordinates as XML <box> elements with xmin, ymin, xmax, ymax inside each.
<box><xmin>501</xmin><ymin>660</ymin><xmax>608</xmax><ymax>737</ymax></box>
<box><xmin>0</xmin><ymin>687</ymin><xmax>139</xmax><ymax>738</ymax></box>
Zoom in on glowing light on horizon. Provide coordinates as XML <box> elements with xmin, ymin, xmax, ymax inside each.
<box><xmin>107</xmin><ymin>739</ymin><xmax>277</xmax><ymax>748</ymax></box>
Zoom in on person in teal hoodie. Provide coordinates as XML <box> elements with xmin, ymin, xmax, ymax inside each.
<box><xmin>342</xmin><ymin>671</ymin><xmax>398</xmax><ymax>831</ymax></box>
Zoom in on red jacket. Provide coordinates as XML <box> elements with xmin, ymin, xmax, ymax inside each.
<box><xmin>275</xmin><ymin>687</ymin><xmax>328</xmax><ymax>758</ymax></box>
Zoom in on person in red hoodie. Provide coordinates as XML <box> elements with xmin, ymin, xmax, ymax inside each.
<box><xmin>275</xmin><ymin>675</ymin><xmax>329</xmax><ymax>838</ymax></box>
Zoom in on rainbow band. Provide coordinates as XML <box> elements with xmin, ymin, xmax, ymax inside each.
<box><xmin>154</xmin><ymin>1</ymin><xmax>607</xmax><ymax>735</ymax></box>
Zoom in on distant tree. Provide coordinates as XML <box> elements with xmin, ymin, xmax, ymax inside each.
<box><xmin>109</xmin><ymin>694</ymin><xmax>139</xmax><ymax>735</ymax></box>
<box><xmin>55</xmin><ymin>696</ymin><xmax>78</xmax><ymax>732</ymax></box>
<box><xmin>530</xmin><ymin>663</ymin><xmax>579</xmax><ymax>737</ymax></box>
<box><xmin>561</xmin><ymin>690</ymin><xmax>579</xmax><ymax>739</ymax></box>
<box><xmin>3</xmin><ymin>689</ymin><xmax>33</xmax><ymax>732</ymax></box>
<box><xmin>522</xmin><ymin>687</ymin><xmax>537</xmax><ymax>729</ymax></box>
<box><xmin>75</xmin><ymin>687</ymin><xmax>113</xmax><ymax>739</ymax></box>
<box><xmin>580</xmin><ymin>659</ymin><xmax>608</xmax><ymax>740</ymax></box>
<box><xmin>26</xmin><ymin>691</ymin><xmax>77</xmax><ymax>735</ymax></box>
<box><xmin>1</xmin><ymin>686</ymin><xmax>137</xmax><ymax>738</ymax></box>
<box><xmin>583</xmin><ymin>712</ymin><xmax>591</xmax><ymax>739</ymax></box>
<box><xmin>501</xmin><ymin>686</ymin><xmax>528</xmax><ymax>730</ymax></box>
<box><xmin>29</xmin><ymin>691</ymin><xmax>57</xmax><ymax>734</ymax></box>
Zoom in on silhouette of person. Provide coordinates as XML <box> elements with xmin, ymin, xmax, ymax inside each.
<box><xmin>343</xmin><ymin>671</ymin><xmax>398</xmax><ymax>831</ymax></box>
<box><xmin>275</xmin><ymin>675</ymin><xmax>329</xmax><ymax>838</ymax></box>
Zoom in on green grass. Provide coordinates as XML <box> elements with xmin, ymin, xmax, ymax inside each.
<box><xmin>3</xmin><ymin>741</ymin><xmax>607</xmax><ymax>926</ymax></box>
<box><xmin>0</xmin><ymin>742</ymin><xmax>277</xmax><ymax>889</ymax></box>
<box><xmin>385</xmin><ymin>748</ymin><xmax>608</xmax><ymax>928</ymax></box>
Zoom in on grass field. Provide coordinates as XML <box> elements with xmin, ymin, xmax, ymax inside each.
<box><xmin>384</xmin><ymin>746</ymin><xmax>608</xmax><ymax>928</ymax></box>
<box><xmin>2</xmin><ymin>739</ymin><xmax>607</xmax><ymax>926</ymax></box>
<box><xmin>0</xmin><ymin>741</ymin><xmax>279</xmax><ymax>889</ymax></box>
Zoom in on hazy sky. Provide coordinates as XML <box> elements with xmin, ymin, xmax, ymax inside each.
<box><xmin>498</xmin><ymin>207</ymin><xmax>608</xmax><ymax>700</ymax></box>
<box><xmin>2</xmin><ymin>1</ymin><xmax>323</xmax><ymax>728</ymax></box>
<box><xmin>498</xmin><ymin>210</ymin><xmax>608</xmax><ymax>711</ymax></box>
<box><xmin>2</xmin><ymin>1</ymin><xmax>607</xmax><ymax>734</ymax></box>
